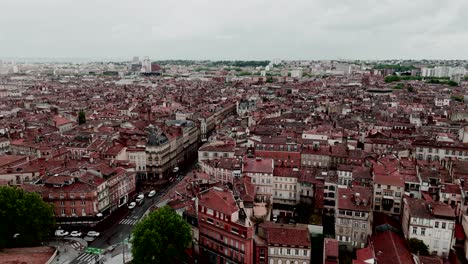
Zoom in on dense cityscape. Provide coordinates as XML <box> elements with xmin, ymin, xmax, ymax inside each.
<box><xmin>0</xmin><ymin>57</ymin><xmax>467</xmax><ymax>264</ymax></box>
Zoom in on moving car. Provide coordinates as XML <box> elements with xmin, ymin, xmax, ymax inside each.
<box><xmin>128</xmin><ymin>202</ymin><xmax>136</xmax><ymax>209</ymax></box>
<box><xmin>55</xmin><ymin>229</ymin><xmax>69</xmax><ymax>237</ymax></box>
<box><xmin>148</xmin><ymin>190</ymin><xmax>156</xmax><ymax>198</ymax></box>
<box><xmin>87</xmin><ymin>231</ymin><xmax>100</xmax><ymax>237</ymax></box>
<box><xmin>70</xmin><ymin>231</ymin><xmax>82</xmax><ymax>237</ymax></box>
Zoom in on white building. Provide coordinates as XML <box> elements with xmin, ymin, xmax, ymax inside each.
<box><xmin>402</xmin><ymin>197</ymin><xmax>456</xmax><ymax>257</ymax></box>
<box><xmin>242</xmin><ymin>157</ymin><xmax>274</xmax><ymax>202</ymax></box>
<box><xmin>141</xmin><ymin>56</ymin><xmax>151</xmax><ymax>73</ymax></box>
<box><xmin>290</xmin><ymin>68</ymin><xmax>303</xmax><ymax>78</ymax></box>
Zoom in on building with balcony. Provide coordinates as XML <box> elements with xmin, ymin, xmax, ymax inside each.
<box><xmin>402</xmin><ymin>197</ymin><xmax>456</xmax><ymax>257</ymax></box>
<box><xmin>373</xmin><ymin>171</ymin><xmax>404</xmax><ymax>216</ymax></box>
<box><xmin>198</xmin><ymin>187</ymin><xmax>254</xmax><ymax>264</ymax></box>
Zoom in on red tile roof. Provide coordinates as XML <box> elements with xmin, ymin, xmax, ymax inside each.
<box><xmin>373</xmin><ymin>231</ymin><xmax>414</xmax><ymax>264</ymax></box>
<box><xmin>0</xmin><ymin>246</ymin><xmax>56</xmax><ymax>264</ymax></box>
<box><xmin>324</xmin><ymin>238</ymin><xmax>339</xmax><ymax>258</ymax></box>
<box><xmin>337</xmin><ymin>186</ymin><xmax>372</xmax><ymax>211</ymax></box>
<box><xmin>260</xmin><ymin>222</ymin><xmax>310</xmax><ymax>247</ymax></box>
<box><xmin>199</xmin><ymin>187</ymin><xmax>239</xmax><ymax>216</ymax></box>
<box><xmin>243</xmin><ymin>157</ymin><xmax>273</xmax><ymax>174</ymax></box>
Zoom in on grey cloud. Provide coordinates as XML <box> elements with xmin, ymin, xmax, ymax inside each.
<box><xmin>0</xmin><ymin>0</ymin><xmax>467</xmax><ymax>59</ymax></box>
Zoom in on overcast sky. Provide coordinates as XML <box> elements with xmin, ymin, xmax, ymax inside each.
<box><xmin>1</xmin><ymin>0</ymin><xmax>467</xmax><ymax>60</ymax></box>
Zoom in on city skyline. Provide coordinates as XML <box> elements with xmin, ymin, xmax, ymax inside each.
<box><xmin>1</xmin><ymin>0</ymin><xmax>468</xmax><ymax>60</ymax></box>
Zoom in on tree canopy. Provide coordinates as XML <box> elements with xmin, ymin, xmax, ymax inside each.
<box><xmin>131</xmin><ymin>206</ymin><xmax>192</xmax><ymax>264</ymax></box>
<box><xmin>408</xmin><ymin>238</ymin><xmax>429</xmax><ymax>256</ymax></box>
<box><xmin>0</xmin><ymin>186</ymin><xmax>55</xmax><ymax>248</ymax></box>
<box><xmin>78</xmin><ymin>110</ymin><xmax>86</xmax><ymax>125</ymax></box>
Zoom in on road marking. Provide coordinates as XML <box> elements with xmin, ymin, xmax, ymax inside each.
<box><xmin>119</xmin><ymin>218</ymin><xmax>139</xmax><ymax>225</ymax></box>
<box><xmin>71</xmin><ymin>241</ymin><xmax>82</xmax><ymax>250</ymax></box>
<box><xmin>76</xmin><ymin>252</ymin><xmax>96</xmax><ymax>263</ymax></box>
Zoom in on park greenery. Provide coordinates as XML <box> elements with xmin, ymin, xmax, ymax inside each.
<box><xmin>384</xmin><ymin>75</ymin><xmax>458</xmax><ymax>86</ymax></box>
<box><xmin>374</xmin><ymin>64</ymin><xmax>416</xmax><ymax>72</ymax></box>
<box><xmin>153</xmin><ymin>60</ymin><xmax>270</xmax><ymax>68</ymax></box>
<box><xmin>0</xmin><ymin>186</ymin><xmax>55</xmax><ymax>248</ymax></box>
<box><xmin>131</xmin><ymin>206</ymin><xmax>192</xmax><ymax>264</ymax></box>
<box><xmin>452</xmin><ymin>95</ymin><xmax>464</xmax><ymax>102</ymax></box>
<box><xmin>394</xmin><ymin>83</ymin><xmax>404</xmax><ymax>90</ymax></box>
<box><xmin>207</xmin><ymin>60</ymin><xmax>270</xmax><ymax>68</ymax></box>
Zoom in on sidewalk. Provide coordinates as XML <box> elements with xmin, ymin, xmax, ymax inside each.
<box><xmin>47</xmin><ymin>240</ymin><xmax>82</xmax><ymax>264</ymax></box>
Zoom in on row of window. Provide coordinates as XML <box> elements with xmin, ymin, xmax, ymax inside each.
<box><xmin>57</xmin><ymin>208</ymin><xmax>86</xmax><ymax>216</ymax></box>
<box><xmin>201</xmin><ymin>237</ymin><xmax>244</xmax><ymax>262</ymax></box>
<box><xmin>376</xmin><ymin>184</ymin><xmax>402</xmax><ymax>190</ymax></box>
<box><xmin>269</xmin><ymin>247</ymin><xmax>309</xmax><ymax>257</ymax></box>
<box><xmin>269</xmin><ymin>260</ymin><xmax>307</xmax><ymax>264</ymax></box>
<box><xmin>419</xmin><ymin>147</ymin><xmax>467</xmax><ymax>157</ymax></box>
<box><xmin>338</xmin><ymin>210</ymin><xmax>368</xmax><ymax>218</ymax></box>
<box><xmin>56</xmin><ymin>200</ymin><xmax>86</xmax><ymax>206</ymax></box>
<box><xmin>337</xmin><ymin>218</ymin><xmax>368</xmax><ymax>229</ymax></box>
<box><xmin>256</xmin><ymin>144</ymin><xmax>299</xmax><ymax>151</ymax></box>
<box><xmin>274</xmin><ymin>184</ymin><xmax>297</xmax><ymax>190</ymax></box>
<box><xmin>274</xmin><ymin>191</ymin><xmax>296</xmax><ymax>199</ymax></box>
<box><xmin>202</xmin><ymin>152</ymin><xmax>230</xmax><ymax>158</ymax></box>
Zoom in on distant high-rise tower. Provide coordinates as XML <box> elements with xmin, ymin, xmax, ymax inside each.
<box><xmin>141</xmin><ymin>56</ymin><xmax>151</xmax><ymax>73</ymax></box>
<box><xmin>132</xmin><ymin>56</ymin><xmax>139</xmax><ymax>64</ymax></box>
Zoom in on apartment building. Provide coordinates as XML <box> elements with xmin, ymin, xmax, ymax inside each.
<box><xmin>198</xmin><ymin>187</ymin><xmax>254</xmax><ymax>264</ymax></box>
<box><xmin>402</xmin><ymin>197</ymin><xmax>456</xmax><ymax>257</ymax></box>
<box><xmin>242</xmin><ymin>157</ymin><xmax>274</xmax><ymax>203</ymax></box>
<box><xmin>373</xmin><ymin>171</ymin><xmax>404</xmax><ymax>216</ymax></box>
<box><xmin>335</xmin><ymin>186</ymin><xmax>373</xmax><ymax>249</ymax></box>
<box><xmin>256</xmin><ymin>222</ymin><xmax>311</xmax><ymax>264</ymax></box>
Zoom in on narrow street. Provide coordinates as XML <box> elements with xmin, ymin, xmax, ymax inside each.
<box><xmin>68</xmin><ymin>161</ymin><xmax>197</xmax><ymax>264</ymax></box>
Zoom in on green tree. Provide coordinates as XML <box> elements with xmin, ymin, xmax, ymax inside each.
<box><xmin>447</xmin><ymin>80</ymin><xmax>458</xmax><ymax>86</ymax></box>
<box><xmin>408</xmin><ymin>238</ymin><xmax>429</xmax><ymax>256</ymax></box>
<box><xmin>451</xmin><ymin>95</ymin><xmax>464</xmax><ymax>102</ymax></box>
<box><xmin>407</xmin><ymin>85</ymin><xmax>415</xmax><ymax>93</ymax></box>
<box><xmin>0</xmin><ymin>186</ymin><xmax>55</xmax><ymax>248</ymax></box>
<box><xmin>131</xmin><ymin>206</ymin><xmax>192</xmax><ymax>264</ymax></box>
<box><xmin>384</xmin><ymin>75</ymin><xmax>401</xmax><ymax>83</ymax></box>
<box><xmin>78</xmin><ymin>110</ymin><xmax>86</xmax><ymax>125</ymax></box>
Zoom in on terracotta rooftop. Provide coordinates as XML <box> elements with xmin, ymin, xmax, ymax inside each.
<box><xmin>260</xmin><ymin>222</ymin><xmax>310</xmax><ymax>247</ymax></box>
<box><xmin>373</xmin><ymin>231</ymin><xmax>414</xmax><ymax>264</ymax></box>
<box><xmin>243</xmin><ymin>157</ymin><xmax>274</xmax><ymax>174</ymax></box>
<box><xmin>199</xmin><ymin>187</ymin><xmax>239</xmax><ymax>216</ymax></box>
<box><xmin>0</xmin><ymin>155</ymin><xmax>28</xmax><ymax>168</ymax></box>
<box><xmin>337</xmin><ymin>186</ymin><xmax>372</xmax><ymax>211</ymax></box>
<box><xmin>0</xmin><ymin>246</ymin><xmax>56</xmax><ymax>264</ymax></box>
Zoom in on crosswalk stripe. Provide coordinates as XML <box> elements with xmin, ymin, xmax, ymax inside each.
<box><xmin>82</xmin><ymin>254</ymin><xmax>95</xmax><ymax>262</ymax></box>
<box><xmin>119</xmin><ymin>218</ymin><xmax>139</xmax><ymax>225</ymax></box>
<box><xmin>76</xmin><ymin>253</ymin><xmax>96</xmax><ymax>263</ymax></box>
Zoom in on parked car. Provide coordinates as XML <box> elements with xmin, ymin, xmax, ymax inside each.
<box><xmin>55</xmin><ymin>229</ymin><xmax>69</xmax><ymax>237</ymax></box>
<box><xmin>87</xmin><ymin>231</ymin><xmax>100</xmax><ymax>237</ymax></box>
<box><xmin>137</xmin><ymin>199</ymin><xmax>144</xmax><ymax>206</ymax></box>
<box><xmin>70</xmin><ymin>231</ymin><xmax>82</xmax><ymax>237</ymax></box>
<box><xmin>128</xmin><ymin>202</ymin><xmax>136</xmax><ymax>209</ymax></box>
<box><xmin>136</xmin><ymin>194</ymin><xmax>144</xmax><ymax>202</ymax></box>
<box><xmin>173</xmin><ymin>167</ymin><xmax>179</xmax><ymax>173</ymax></box>
<box><xmin>84</xmin><ymin>236</ymin><xmax>95</xmax><ymax>242</ymax></box>
<box><xmin>148</xmin><ymin>190</ymin><xmax>156</xmax><ymax>198</ymax></box>
<box><xmin>272</xmin><ymin>215</ymin><xmax>278</xmax><ymax>222</ymax></box>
